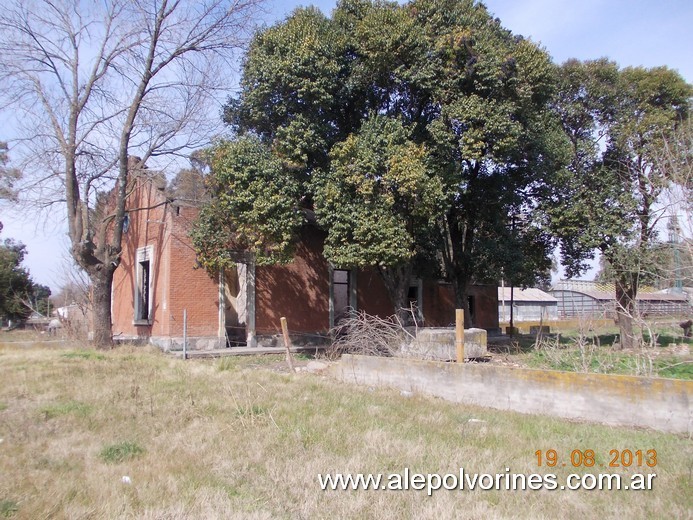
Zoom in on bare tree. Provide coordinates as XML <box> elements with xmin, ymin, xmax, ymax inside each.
<box><xmin>0</xmin><ymin>0</ymin><xmax>264</xmax><ymax>346</ymax></box>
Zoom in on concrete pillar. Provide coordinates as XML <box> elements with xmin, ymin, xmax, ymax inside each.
<box><xmin>246</xmin><ymin>259</ymin><xmax>257</xmax><ymax>348</ymax></box>
<box><xmin>349</xmin><ymin>268</ymin><xmax>358</xmax><ymax>311</ymax></box>
<box><xmin>328</xmin><ymin>265</ymin><xmax>335</xmax><ymax>329</ymax></box>
<box><xmin>218</xmin><ymin>270</ymin><xmax>226</xmax><ymax>344</ymax></box>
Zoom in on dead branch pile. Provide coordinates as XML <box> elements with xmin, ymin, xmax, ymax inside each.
<box><xmin>325</xmin><ymin>310</ymin><xmax>415</xmax><ymax>360</ymax></box>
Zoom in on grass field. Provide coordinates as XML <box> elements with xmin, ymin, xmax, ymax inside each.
<box><xmin>0</xmin><ymin>337</ymin><xmax>691</xmax><ymax>519</ymax></box>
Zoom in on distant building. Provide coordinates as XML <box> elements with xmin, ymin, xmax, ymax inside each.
<box><xmin>550</xmin><ymin>280</ymin><xmax>691</xmax><ymax>319</ymax></box>
<box><xmin>24</xmin><ymin>311</ymin><xmax>51</xmax><ymax>330</ymax></box>
<box><xmin>498</xmin><ymin>287</ymin><xmax>558</xmax><ymax>323</ymax></box>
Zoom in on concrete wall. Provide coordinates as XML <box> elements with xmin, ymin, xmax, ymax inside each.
<box><xmin>329</xmin><ymin>355</ymin><xmax>692</xmax><ymax>434</ymax></box>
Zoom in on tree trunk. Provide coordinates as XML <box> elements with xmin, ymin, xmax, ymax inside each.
<box><xmin>377</xmin><ymin>263</ymin><xmax>413</xmax><ymax>326</ymax></box>
<box><xmin>614</xmin><ymin>277</ymin><xmax>638</xmax><ymax>350</ymax></box>
<box><xmin>90</xmin><ymin>266</ymin><xmax>116</xmax><ymax>348</ymax></box>
<box><xmin>452</xmin><ymin>277</ymin><xmax>473</xmax><ymax>328</ymax></box>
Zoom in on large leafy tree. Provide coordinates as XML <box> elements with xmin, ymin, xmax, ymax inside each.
<box><xmin>408</xmin><ymin>0</ymin><xmax>564</xmax><ymax>323</ymax></box>
<box><xmin>313</xmin><ymin>114</ymin><xmax>444</xmax><ymax>321</ymax></box>
<box><xmin>191</xmin><ymin>137</ymin><xmax>304</xmax><ymax>270</ymax></box>
<box><xmin>211</xmin><ymin>0</ymin><xmax>562</xmax><ymax>325</ymax></box>
<box><xmin>224</xmin><ymin>5</ymin><xmax>351</xmax><ymax>174</ymax></box>
<box><xmin>552</xmin><ymin>60</ymin><xmax>691</xmax><ymax>349</ymax></box>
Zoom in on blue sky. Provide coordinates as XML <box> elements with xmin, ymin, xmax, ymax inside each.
<box><xmin>2</xmin><ymin>0</ymin><xmax>692</xmax><ymax>291</ymax></box>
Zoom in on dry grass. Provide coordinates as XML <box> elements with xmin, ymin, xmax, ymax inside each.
<box><xmin>0</xmin><ymin>336</ymin><xmax>691</xmax><ymax>519</ymax></box>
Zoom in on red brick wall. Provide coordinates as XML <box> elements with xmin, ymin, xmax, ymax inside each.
<box><xmin>112</xmin><ymin>179</ymin><xmax>220</xmax><ymax>340</ymax></box>
<box><xmin>112</xmin><ymin>178</ymin><xmax>500</xmax><ymax>341</ymax></box>
<box><xmin>112</xmin><ymin>179</ymin><xmax>169</xmax><ymax>339</ymax></box>
<box><xmin>422</xmin><ymin>282</ymin><xmax>456</xmax><ymax>327</ymax></box>
<box><xmin>421</xmin><ymin>282</ymin><xmax>499</xmax><ymax>329</ymax></box>
<box><xmin>356</xmin><ymin>268</ymin><xmax>393</xmax><ymax>318</ymax></box>
<box><xmin>166</xmin><ymin>205</ymin><xmax>220</xmax><ymax>337</ymax></box>
<box><xmin>468</xmin><ymin>284</ymin><xmax>499</xmax><ymax>330</ymax></box>
<box><xmin>255</xmin><ymin>226</ymin><xmax>330</xmax><ymax>334</ymax></box>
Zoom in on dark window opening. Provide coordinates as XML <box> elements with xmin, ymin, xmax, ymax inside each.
<box><xmin>408</xmin><ymin>284</ymin><xmax>423</xmax><ymax>325</ymax></box>
<box><xmin>138</xmin><ymin>260</ymin><xmax>150</xmax><ymax>321</ymax></box>
<box><xmin>333</xmin><ymin>270</ymin><xmax>350</xmax><ymax>324</ymax></box>
<box><xmin>408</xmin><ymin>285</ymin><xmax>419</xmax><ymax>305</ymax></box>
<box><xmin>467</xmin><ymin>295</ymin><xmax>475</xmax><ymax>326</ymax></box>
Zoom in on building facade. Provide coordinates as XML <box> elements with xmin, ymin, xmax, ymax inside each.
<box><xmin>111</xmin><ymin>176</ymin><xmax>499</xmax><ymax>350</ymax></box>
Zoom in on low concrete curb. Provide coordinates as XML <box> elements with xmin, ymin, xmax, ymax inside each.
<box><xmin>328</xmin><ymin>354</ymin><xmax>692</xmax><ymax>434</ymax></box>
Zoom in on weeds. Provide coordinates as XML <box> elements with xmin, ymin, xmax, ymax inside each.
<box><xmin>228</xmin><ymin>383</ymin><xmax>279</xmax><ymax>429</ymax></box>
<box><xmin>61</xmin><ymin>350</ymin><xmax>106</xmax><ymax>361</ymax></box>
<box><xmin>531</xmin><ymin>318</ymin><xmax>616</xmax><ymax>374</ymax></box>
<box><xmin>39</xmin><ymin>400</ymin><xmax>92</xmax><ymax>420</ymax></box>
<box><xmin>657</xmin><ymin>360</ymin><xmax>693</xmax><ymax>379</ymax></box>
<box><xmin>100</xmin><ymin>442</ymin><xmax>145</xmax><ymax>464</ymax></box>
<box><xmin>217</xmin><ymin>357</ymin><xmax>240</xmax><ymax>371</ymax></box>
<box><xmin>528</xmin><ymin>317</ymin><xmax>692</xmax><ymax>378</ymax></box>
<box><xmin>0</xmin><ymin>500</ymin><xmax>18</xmax><ymax>518</ymax></box>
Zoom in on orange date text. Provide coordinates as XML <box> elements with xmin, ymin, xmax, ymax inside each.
<box><xmin>534</xmin><ymin>449</ymin><xmax>657</xmax><ymax>468</ymax></box>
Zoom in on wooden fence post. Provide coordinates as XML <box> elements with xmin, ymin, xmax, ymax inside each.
<box><xmin>280</xmin><ymin>317</ymin><xmax>295</xmax><ymax>372</ymax></box>
<box><xmin>455</xmin><ymin>309</ymin><xmax>465</xmax><ymax>363</ymax></box>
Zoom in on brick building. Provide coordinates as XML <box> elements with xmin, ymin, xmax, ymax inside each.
<box><xmin>112</xmin><ymin>175</ymin><xmax>499</xmax><ymax>350</ymax></box>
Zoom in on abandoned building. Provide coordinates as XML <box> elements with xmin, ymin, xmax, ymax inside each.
<box><xmin>111</xmin><ymin>175</ymin><xmax>499</xmax><ymax>350</ymax></box>
<box><xmin>550</xmin><ymin>280</ymin><xmax>691</xmax><ymax>319</ymax></box>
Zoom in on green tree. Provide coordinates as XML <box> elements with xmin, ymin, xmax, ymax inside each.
<box><xmin>414</xmin><ymin>0</ymin><xmax>565</xmax><ymax>323</ymax></box>
<box><xmin>0</xmin><ymin>239</ymin><xmax>49</xmax><ymax>323</ymax></box>
<box><xmin>219</xmin><ymin>0</ymin><xmax>563</xmax><ymax>325</ymax></box>
<box><xmin>191</xmin><ymin>137</ymin><xmax>304</xmax><ymax>271</ymax></box>
<box><xmin>313</xmin><ymin>114</ymin><xmax>445</xmax><ymax>321</ymax></box>
<box><xmin>552</xmin><ymin>60</ymin><xmax>691</xmax><ymax>349</ymax></box>
<box><xmin>225</xmin><ymin>6</ymin><xmax>350</xmax><ymax>175</ymax></box>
